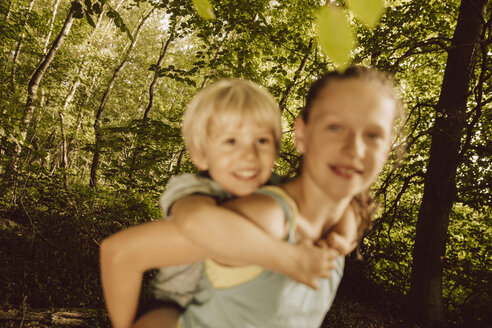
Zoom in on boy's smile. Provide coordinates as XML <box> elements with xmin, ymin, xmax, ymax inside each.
<box><xmin>192</xmin><ymin>115</ymin><xmax>277</xmax><ymax>196</ymax></box>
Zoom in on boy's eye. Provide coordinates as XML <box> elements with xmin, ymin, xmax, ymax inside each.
<box><xmin>256</xmin><ymin>137</ymin><xmax>271</xmax><ymax>145</ymax></box>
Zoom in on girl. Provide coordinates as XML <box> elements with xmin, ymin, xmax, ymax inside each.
<box><xmin>101</xmin><ymin>66</ymin><xmax>402</xmax><ymax>328</ymax></box>
<box><xmin>171</xmin><ymin>66</ymin><xmax>402</xmax><ymax>327</ymax></box>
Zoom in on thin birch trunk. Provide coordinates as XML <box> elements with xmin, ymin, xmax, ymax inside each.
<box><xmin>89</xmin><ymin>7</ymin><xmax>156</xmax><ymax>189</ymax></box>
<box><xmin>42</xmin><ymin>0</ymin><xmax>62</xmax><ymax>56</ymax></box>
<box><xmin>168</xmin><ymin>147</ymin><xmax>185</xmax><ymax>175</ymax></box>
<box><xmin>4</xmin><ymin>0</ymin><xmax>78</xmax><ymax>188</ymax></box>
<box><xmin>11</xmin><ymin>0</ymin><xmax>36</xmax><ymax>91</ymax></box>
<box><xmin>128</xmin><ymin>28</ymin><xmax>175</xmax><ymax>184</ymax></box>
<box><xmin>58</xmin><ymin>80</ymin><xmax>79</xmax><ymax>186</ymax></box>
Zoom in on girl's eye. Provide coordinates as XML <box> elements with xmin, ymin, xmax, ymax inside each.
<box><xmin>224</xmin><ymin>138</ymin><xmax>236</xmax><ymax>145</ymax></box>
<box><xmin>327</xmin><ymin>124</ymin><xmax>343</xmax><ymax>132</ymax></box>
<box><xmin>366</xmin><ymin>132</ymin><xmax>383</xmax><ymax>140</ymax></box>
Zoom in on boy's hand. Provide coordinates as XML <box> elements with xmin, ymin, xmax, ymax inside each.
<box><xmin>327</xmin><ymin>205</ymin><xmax>360</xmax><ymax>256</ymax></box>
<box><xmin>285</xmin><ymin>240</ymin><xmax>340</xmax><ymax>289</ymax></box>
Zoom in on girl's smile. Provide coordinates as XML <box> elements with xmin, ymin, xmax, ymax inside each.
<box><xmin>295</xmin><ymin>78</ymin><xmax>395</xmax><ymax>201</ymax></box>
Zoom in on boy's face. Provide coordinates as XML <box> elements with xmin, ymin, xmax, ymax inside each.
<box><xmin>192</xmin><ymin>116</ymin><xmax>277</xmax><ymax>196</ymax></box>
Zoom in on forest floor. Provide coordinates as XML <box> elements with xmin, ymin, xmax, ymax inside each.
<box><xmin>322</xmin><ymin>294</ymin><xmax>420</xmax><ymax>328</ymax></box>
<box><xmin>0</xmin><ymin>269</ymin><xmax>464</xmax><ymax>328</ymax></box>
<box><xmin>0</xmin><ymin>301</ymin><xmax>418</xmax><ymax>328</ymax></box>
<box><xmin>0</xmin><ymin>296</ymin><xmax>421</xmax><ymax>328</ymax></box>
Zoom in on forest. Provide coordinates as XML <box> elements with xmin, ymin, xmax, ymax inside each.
<box><xmin>0</xmin><ymin>0</ymin><xmax>490</xmax><ymax>327</ymax></box>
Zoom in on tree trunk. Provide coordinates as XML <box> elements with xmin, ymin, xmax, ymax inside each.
<box><xmin>409</xmin><ymin>1</ymin><xmax>487</xmax><ymax>327</ymax></box>
<box><xmin>23</xmin><ymin>1</ymin><xmax>78</xmax><ymax>141</ymax></box>
<box><xmin>42</xmin><ymin>0</ymin><xmax>62</xmax><ymax>56</ymax></box>
<box><xmin>89</xmin><ymin>7</ymin><xmax>156</xmax><ymax>189</ymax></box>
<box><xmin>168</xmin><ymin>147</ymin><xmax>185</xmax><ymax>175</ymax></box>
<box><xmin>143</xmin><ymin>29</ymin><xmax>174</xmax><ymax>119</ymax></box>
<box><xmin>10</xmin><ymin>0</ymin><xmax>36</xmax><ymax>91</ymax></box>
<box><xmin>58</xmin><ymin>80</ymin><xmax>79</xmax><ymax>186</ymax></box>
<box><xmin>128</xmin><ymin>28</ymin><xmax>175</xmax><ymax>184</ymax></box>
<box><xmin>278</xmin><ymin>38</ymin><xmax>313</xmax><ymax>115</ymax></box>
<box><xmin>200</xmin><ymin>30</ymin><xmax>231</xmax><ymax>89</ymax></box>
<box><xmin>3</xmin><ymin>1</ymin><xmax>78</xmax><ymax>186</ymax></box>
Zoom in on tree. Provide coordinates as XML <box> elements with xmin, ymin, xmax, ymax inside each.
<box><xmin>409</xmin><ymin>0</ymin><xmax>489</xmax><ymax>327</ymax></box>
<box><xmin>0</xmin><ymin>1</ymin><xmax>490</xmax><ymax>325</ymax></box>
<box><xmin>3</xmin><ymin>0</ymin><xmax>80</xmax><ymax>200</ymax></box>
<box><xmin>89</xmin><ymin>6</ymin><xmax>156</xmax><ymax>189</ymax></box>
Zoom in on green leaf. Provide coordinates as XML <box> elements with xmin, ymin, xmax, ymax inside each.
<box><xmin>191</xmin><ymin>0</ymin><xmax>215</xmax><ymax>20</ymax></box>
<box><xmin>85</xmin><ymin>11</ymin><xmax>96</xmax><ymax>28</ymax></box>
<box><xmin>72</xmin><ymin>0</ymin><xmax>84</xmax><ymax>19</ymax></box>
<box><xmin>92</xmin><ymin>3</ymin><xmax>102</xmax><ymax>15</ymax></box>
<box><xmin>84</xmin><ymin>0</ymin><xmax>92</xmax><ymax>8</ymax></box>
<box><xmin>73</xmin><ymin>10</ymin><xmax>84</xmax><ymax>19</ymax></box>
<box><xmin>346</xmin><ymin>0</ymin><xmax>384</xmax><ymax>28</ymax></box>
<box><xmin>316</xmin><ymin>5</ymin><xmax>354</xmax><ymax>69</ymax></box>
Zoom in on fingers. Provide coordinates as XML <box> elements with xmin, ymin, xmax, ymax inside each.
<box><xmin>291</xmin><ymin>240</ymin><xmax>342</xmax><ymax>287</ymax></box>
<box><xmin>307</xmin><ymin>279</ymin><xmax>319</xmax><ymax>290</ymax></box>
<box><xmin>326</xmin><ymin>232</ymin><xmax>353</xmax><ymax>255</ymax></box>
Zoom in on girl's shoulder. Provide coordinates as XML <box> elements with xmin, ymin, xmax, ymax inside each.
<box><xmin>253</xmin><ymin>186</ymin><xmax>298</xmax><ymax>241</ymax></box>
<box><xmin>254</xmin><ymin>186</ymin><xmax>298</xmax><ymax>219</ymax></box>
<box><xmin>222</xmin><ymin>187</ymin><xmax>295</xmax><ymax>240</ymax></box>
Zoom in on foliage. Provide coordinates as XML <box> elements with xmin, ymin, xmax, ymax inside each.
<box><xmin>0</xmin><ymin>172</ymin><xmax>160</xmax><ymax>308</ymax></box>
<box><xmin>317</xmin><ymin>5</ymin><xmax>354</xmax><ymax>69</ymax></box>
<box><xmin>0</xmin><ymin>0</ymin><xmax>490</xmax><ymax>327</ymax></box>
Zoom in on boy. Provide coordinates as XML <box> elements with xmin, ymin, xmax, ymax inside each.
<box><xmin>147</xmin><ymin>78</ymin><xmax>284</xmax><ymax>310</ymax></box>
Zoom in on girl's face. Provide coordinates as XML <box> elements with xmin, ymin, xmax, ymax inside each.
<box><xmin>295</xmin><ymin>79</ymin><xmax>395</xmax><ymax>200</ymax></box>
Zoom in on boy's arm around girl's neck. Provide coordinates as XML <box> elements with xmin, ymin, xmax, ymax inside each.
<box><xmin>173</xmin><ymin>194</ymin><xmax>340</xmax><ymax>289</ymax></box>
<box><xmin>171</xmin><ymin>194</ymin><xmax>287</xmax><ymax>266</ymax></box>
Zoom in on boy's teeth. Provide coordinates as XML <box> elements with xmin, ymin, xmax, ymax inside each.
<box><xmin>235</xmin><ymin>170</ymin><xmax>256</xmax><ymax>178</ymax></box>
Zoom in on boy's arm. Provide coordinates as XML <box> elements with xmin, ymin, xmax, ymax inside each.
<box><xmin>173</xmin><ymin>194</ymin><xmax>339</xmax><ymax>288</ymax></box>
<box><xmin>100</xmin><ymin>219</ymin><xmax>207</xmax><ymax>328</ymax></box>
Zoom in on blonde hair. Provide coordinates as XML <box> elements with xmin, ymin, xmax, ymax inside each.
<box><xmin>182</xmin><ymin>79</ymin><xmax>282</xmax><ymax>155</ymax></box>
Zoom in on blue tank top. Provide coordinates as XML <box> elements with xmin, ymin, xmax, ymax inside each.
<box><xmin>179</xmin><ymin>186</ymin><xmax>345</xmax><ymax>328</ymax></box>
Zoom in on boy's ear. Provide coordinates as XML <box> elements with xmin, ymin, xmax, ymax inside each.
<box><xmin>294</xmin><ymin>117</ymin><xmax>306</xmax><ymax>154</ymax></box>
<box><xmin>188</xmin><ymin>146</ymin><xmax>209</xmax><ymax>171</ymax></box>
